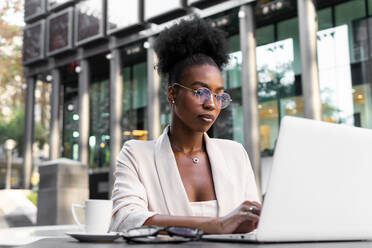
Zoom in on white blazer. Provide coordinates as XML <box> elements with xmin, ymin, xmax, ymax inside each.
<box><xmin>110</xmin><ymin>126</ymin><xmax>260</xmax><ymax>231</ymax></box>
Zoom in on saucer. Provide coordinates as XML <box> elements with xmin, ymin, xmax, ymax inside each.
<box><xmin>65</xmin><ymin>232</ymin><xmax>121</xmax><ymax>242</ymax></box>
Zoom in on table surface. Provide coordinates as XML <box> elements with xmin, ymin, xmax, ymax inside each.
<box><xmin>1</xmin><ymin>225</ymin><xmax>372</xmax><ymax>248</ymax></box>
<box><xmin>15</xmin><ymin>237</ymin><xmax>372</xmax><ymax>248</ymax></box>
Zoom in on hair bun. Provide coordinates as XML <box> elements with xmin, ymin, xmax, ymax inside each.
<box><xmin>154</xmin><ymin>16</ymin><xmax>230</xmax><ymax>77</ymax></box>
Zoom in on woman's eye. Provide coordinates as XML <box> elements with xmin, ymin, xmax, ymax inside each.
<box><xmin>195</xmin><ymin>89</ymin><xmax>203</xmax><ymax>96</ymax></box>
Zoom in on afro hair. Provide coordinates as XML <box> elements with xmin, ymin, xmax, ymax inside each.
<box><xmin>153</xmin><ymin>16</ymin><xmax>230</xmax><ymax>83</ymax></box>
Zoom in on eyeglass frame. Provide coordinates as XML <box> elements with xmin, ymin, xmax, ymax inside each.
<box><xmin>172</xmin><ymin>82</ymin><xmax>232</xmax><ymax>109</ymax></box>
<box><xmin>122</xmin><ymin>225</ymin><xmax>204</xmax><ymax>242</ymax></box>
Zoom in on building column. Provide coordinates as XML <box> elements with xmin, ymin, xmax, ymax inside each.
<box><xmin>109</xmin><ymin>49</ymin><xmax>123</xmax><ymax>196</ymax></box>
<box><xmin>78</xmin><ymin>59</ymin><xmax>90</xmax><ymax>165</ymax></box>
<box><xmin>239</xmin><ymin>5</ymin><xmax>262</xmax><ymax>192</ymax></box>
<box><xmin>147</xmin><ymin>37</ymin><xmax>161</xmax><ymax>140</ymax></box>
<box><xmin>23</xmin><ymin>76</ymin><xmax>36</xmax><ymax>189</ymax></box>
<box><xmin>49</xmin><ymin>69</ymin><xmax>61</xmax><ymax>160</ymax></box>
<box><xmin>298</xmin><ymin>0</ymin><xmax>322</xmax><ymax>120</ymax></box>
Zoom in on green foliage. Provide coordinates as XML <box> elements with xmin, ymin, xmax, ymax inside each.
<box><xmin>0</xmin><ymin>106</ymin><xmax>24</xmax><ymax>153</ymax></box>
<box><xmin>27</xmin><ymin>190</ymin><xmax>37</xmax><ymax>206</ymax></box>
<box><xmin>0</xmin><ymin>106</ymin><xmax>49</xmax><ymax>154</ymax></box>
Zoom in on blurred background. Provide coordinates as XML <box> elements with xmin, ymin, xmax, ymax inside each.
<box><xmin>1</xmin><ymin>0</ymin><xmax>371</xmax><ymax>228</ymax></box>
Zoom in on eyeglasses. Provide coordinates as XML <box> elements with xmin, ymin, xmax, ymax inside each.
<box><xmin>122</xmin><ymin>225</ymin><xmax>203</xmax><ymax>243</ymax></box>
<box><xmin>173</xmin><ymin>83</ymin><xmax>232</xmax><ymax>109</ymax></box>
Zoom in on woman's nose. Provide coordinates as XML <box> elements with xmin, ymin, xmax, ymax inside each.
<box><xmin>203</xmin><ymin>94</ymin><xmax>218</xmax><ymax>109</ymax></box>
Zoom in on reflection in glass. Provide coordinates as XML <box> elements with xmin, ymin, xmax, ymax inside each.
<box><xmin>48</xmin><ymin>10</ymin><xmax>72</xmax><ymax>54</ymax></box>
<box><xmin>211</xmin><ymin>35</ymin><xmax>243</xmax><ymax>143</ymax></box>
<box><xmin>23</xmin><ymin>22</ymin><xmax>44</xmax><ymax>63</ymax></box>
<box><xmin>63</xmin><ymin>86</ymin><xmax>79</xmax><ymax>160</ymax></box>
<box><xmin>76</xmin><ymin>0</ymin><xmax>104</xmax><ymax>44</ymax></box>
<box><xmin>122</xmin><ymin>62</ymin><xmax>148</xmax><ymax>144</ymax></box>
<box><xmin>145</xmin><ymin>0</ymin><xmax>182</xmax><ymax>20</ymax></box>
<box><xmin>256</xmin><ymin>38</ymin><xmax>302</xmax><ymax>155</ymax></box>
<box><xmin>107</xmin><ymin>0</ymin><xmax>140</xmax><ymax>32</ymax></box>
<box><xmin>25</xmin><ymin>0</ymin><xmax>45</xmax><ymax>20</ymax></box>
<box><xmin>334</xmin><ymin>0</ymin><xmax>365</xmax><ymax>64</ymax></box>
<box><xmin>353</xmin><ymin>84</ymin><xmax>372</xmax><ymax>128</ymax></box>
<box><xmin>89</xmin><ymin>79</ymin><xmax>110</xmax><ymax>168</ymax></box>
<box><xmin>352</xmin><ymin>18</ymin><xmax>372</xmax><ymax>63</ymax></box>
<box><xmin>317</xmin><ymin>26</ymin><xmax>354</xmax><ymax>125</ymax></box>
<box><xmin>277</xmin><ymin>18</ymin><xmax>301</xmax><ymax>75</ymax></box>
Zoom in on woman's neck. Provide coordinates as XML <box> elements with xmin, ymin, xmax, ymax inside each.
<box><xmin>168</xmin><ymin>121</ymin><xmax>204</xmax><ymax>153</ymax></box>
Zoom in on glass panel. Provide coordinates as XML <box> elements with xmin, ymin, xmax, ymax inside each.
<box><xmin>89</xmin><ymin>79</ymin><xmax>110</xmax><ymax>168</ymax></box>
<box><xmin>335</xmin><ymin>0</ymin><xmax>365</xmax><ymax>26</ymax></box>
<box><xmin>211</xmin><ymin>36</ymin><xmax>243</xmax><ymax>143</ymax></box>
<box><xmin>23</xmin><ymin>22</ymin><xmax>44</xmax><ymax>63</ymax></box>
<box><xmin>25</xmin><ymin>0</ymin><xmax>45</xmax><ymax>19</ymax></box>
<box><xmin>107</xmin><ymin>0</ymin><xmax>140</xmax><ymax>32</ymax></box>
<box><xmin>277</xmin><ymin>18</ymin><xmax>301</xmax><ymax>75</ymax></box>
<box><xmin>145</xmin><ymin>0</ymin><xmax>182</xmax><ymax>20</ymax></box>
<box><xmin>318</xmin><ymin>0</ymin><xmax>372</xmax><ymax>130</ymax></box>
<box><xmin>257</xmin><ymin>38</ymin><xmax>303</xmax><ymax>155</ymax></box>
<box><xmin>335</xmin><ymin>0</ymin><xmax>366</xmax><ymax>63</ymax></box>
<box><xmin>48</xmin><ymin>10</ymin><xmax>72</xmax><ymax>54</ymax></box>
<box><xmin>122</xmin><ymin>63</ymin><xmax>148</xmax><ymax>143</ymax></box>
<box><xmin>369</xmin><ymin>0</ymin><xmax>372</xmax><ymax>16</ymax></box>
<box><xmin>63</xmin><ymin>86</ymin><xmax>79</xmax><ymax>160</ymax></box>
<box><xmin>76</xmin><ymin>0</ymin><xmax>104</xmax><ymax>44</ymax></box>
<box><xmin>317</xmin><ymin>7</ymin><xmax>332</xmax><ymax>31</ymax></box>
<box><xmin>256</xmin><ymin>25</ymin><xmax>275</xmax><ymax>46</ymax></box>
<box><xmin>122</xmin><ymin>67</ymin><xmax>131</xmax><ymax>112</ymax></box>
<box><xmin>133</xmin><ymin>62</ymin><xmax>147</xmax><ymax>108</ymax></box>
<box><xmin>229</xmin><ymin>34</ymin><xmax>240</xmax><ymax>52</ymax></box>
<box><xmin>353</xmin><ymin>84</ymin><xmax>372</xmax><ymax>128</ymax></box>
<box><xmin>318</xmin><ymin>26</ymin><xmax>354</xmax><ymax>124</ymax></box>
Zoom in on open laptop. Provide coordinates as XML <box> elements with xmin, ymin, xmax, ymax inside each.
<box><xmin>203</xmin><ymin>116</ymin><xmax>372</xmax><ymax>242</ymax></box>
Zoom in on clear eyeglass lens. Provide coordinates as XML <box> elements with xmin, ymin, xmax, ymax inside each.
<box><xmin>126</xmin><ymin>227</ymin><xmax>159</xmax><ymax>237</ymax></box>
<box><xmin>167</xmin><ymin>227</ymin><xmax>198</xmax><ymax>237</ymax></box>
<box><xmin>196</xmin><ymin>88</ymin><xmax>231</xmax><ymax>109</ymax></box>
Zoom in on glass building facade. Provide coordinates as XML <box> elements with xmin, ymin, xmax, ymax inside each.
<box><xmin>22</xmin><ymin>0</ymin><xmax>372</xmax><ymax>195</ymax></box>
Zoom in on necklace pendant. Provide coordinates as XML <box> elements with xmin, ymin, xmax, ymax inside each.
<box><xmin>192</xmin><ymin>157</ymin><xmax>199</xmax><ymax>164</ymax></box>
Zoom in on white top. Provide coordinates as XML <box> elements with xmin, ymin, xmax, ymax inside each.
<box><xmin>110</xmin><ymin>126</ymin><xmax>260</xmax><ymax>232</ymax></box>
<box><xmin>189</xmin><ymin>200</ymin><xmax>218</xmax><ymax>217</ymax></box>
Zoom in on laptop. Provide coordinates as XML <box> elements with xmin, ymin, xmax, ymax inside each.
<box><xmin>203</xmin><ymin>116</ymin><xmax>372</xmax><ymax>242</ymax></box>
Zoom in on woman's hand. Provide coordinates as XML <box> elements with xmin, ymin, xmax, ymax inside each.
<box><xmin>213</xmin><ymin>201</ymin><xmax>261</xmax><ymax>234</ymax></box>
<box><xmin>144</xmin><ymin>201</ymin><xmax>261</xmax><ymax>235</ymax></box>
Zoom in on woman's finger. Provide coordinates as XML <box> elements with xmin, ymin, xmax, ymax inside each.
<box><xmin>238</xmin><ymin>208</ymin><xmax>260</xmax><ymax>222</ymax></box>
<box><xmin>241</xmin><ymin>204</ymin><xmax>261</xmax><ymax>216</ymax></box>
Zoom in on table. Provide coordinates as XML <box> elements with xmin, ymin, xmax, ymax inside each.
<box><xmin>0</xmin><ymin>225</ymin><xmax>80</xmax><ymax>247</ymax></box>
<box><xmin>2</xmin><ymin>226</ymin><xmax>372</xmax><ymax>248</ymax></box>
<box><xmin>9</xmin><ymin>237</ymin><xmax>372</xmax><ymax>248</ymax></box>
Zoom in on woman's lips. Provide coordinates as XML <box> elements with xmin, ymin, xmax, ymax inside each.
<box><xmin>198</xmin><ymin>114</ymin><xmax>215</xmax><ymax>123</ymax></box>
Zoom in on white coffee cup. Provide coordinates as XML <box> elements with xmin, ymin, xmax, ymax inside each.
<box><xmin>71</xmin><ymin>199</ymin><xmax>113</xmax><ymax>234</ymax></box>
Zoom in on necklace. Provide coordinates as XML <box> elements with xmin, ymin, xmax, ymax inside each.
<box><xmin>171</xmin><ymin>143</ymin><xmax>203</xmax><ymax>164</ymax></box>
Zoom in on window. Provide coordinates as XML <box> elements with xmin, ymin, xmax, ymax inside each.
<box><xmin>89</xmin><ymin>79</ymin><xmax>110</xmax><ymax>168</ymax></box>
<box><xmin>211</xmin><ymin>35</ymin><xmax>244</xmax><ymax>143</ymax></box>
<box><xmin>122</xmin><ymin>62</ymin><xmax>148</xmax><ymax>143</ymax></box>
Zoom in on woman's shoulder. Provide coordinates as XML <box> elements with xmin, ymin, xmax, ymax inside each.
<box><xmin>122</xmin><ymin>139</ymin><xmax>155</xmax><ymax>149</ymax></box>
<box><xmin>117</xmin><ymin>139</ymin><xmax>156</xmax><ymax>167</ymax></box>
<box><xmin>209</xmin><ymin>137</ymin><xmax>245</xmax><ymax>149</ymax></box>
<box><xmin>208</xmin><ymin>137</ymin><xmax>247</xmax><ymax>157</ymax></box>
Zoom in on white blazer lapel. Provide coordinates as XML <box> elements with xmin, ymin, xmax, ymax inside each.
<box><xmin>154</xmin><ymin>127</ymin><xmax>193</xmax><ymax>216</ymax></box>
<box><xmin>204</xmin><ymin>133</ymin><xmax>236</xmax><ymax>216</ymax></box>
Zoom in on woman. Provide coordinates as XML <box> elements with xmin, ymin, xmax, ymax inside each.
<box><xmin>110</xmin><ymin>16</ymin><xmax>261</xmax><ymax>234</ymax></box>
